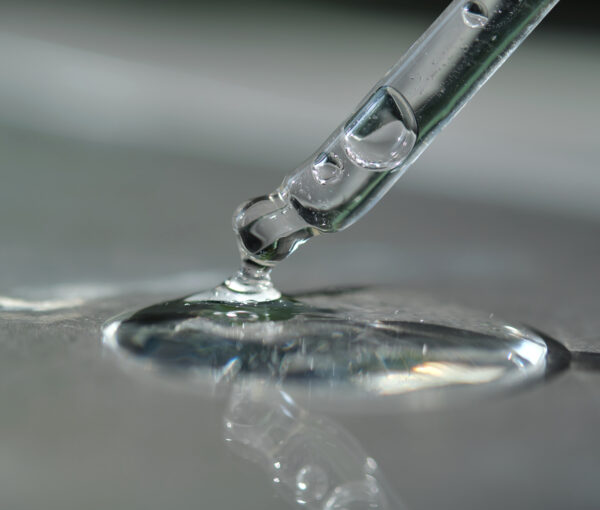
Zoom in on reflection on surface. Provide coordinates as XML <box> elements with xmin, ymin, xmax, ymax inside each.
<box><xmin>0</xmin><ymin>272</ymin><xmax>220</xmax><ymax>312</ymax></box>
<box><xmin>95</xmin><ymin>285</ymin><xmax>572</xmax><ymax>509</ymax></box>
<box><xmin>224</xmin><ymin>380</ymin><xmax>405</xmax><ymax>510</ymax></box>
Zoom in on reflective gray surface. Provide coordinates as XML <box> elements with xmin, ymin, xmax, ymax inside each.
<box><xmin>1</xmin><ymin>126</ymin><xmax>599</xmax><ymax>509</ymax></box>
<box><xmin>1</xmin><ymin>4</ymin><xmax>599</xmax><ymax>509</ymax></box>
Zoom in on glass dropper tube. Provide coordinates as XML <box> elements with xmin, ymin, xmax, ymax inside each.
<box><xmin>233</xmin><ymin>0</ymin><xmax>559</xmax><ymax>269</ymax></box>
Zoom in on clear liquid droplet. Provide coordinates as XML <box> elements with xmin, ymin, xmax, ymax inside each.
<box><xmin>103</xmin><ymin>289</ymin><xmax>556</xmax><ymax>402</ymax></box>
<box><xmin>312</xmin><ymin>152</ymin><xmax>343</xmax><ymax>185</ymax></box>
<box><xmin>232</xmin><ymin>193</ymin><xmax>317</xmax><ymax>267</ymax></box>
<box><xmin>462</xmin><ymin>1</ymin><xmax>488</xmax><ymax>28</ymax></box>
<box><xmin>185</xmin><ymin>259</ymin><xmax>281</xmax><ymax>304</ymax></box>
<box><xmin>343</xmin><ymin>86</ymin><xmax>417</xmax><ymax>171</ymax></box>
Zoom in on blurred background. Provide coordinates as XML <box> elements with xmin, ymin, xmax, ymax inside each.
<box><xmin>1</xmin><ymin>2</ymin><xmax>599</xmax><ymax>510</ymax></box>
<box><xmin>0</xmin><ymin>0</ymin><xmax>598</xmax><ymax>290</ymax></box>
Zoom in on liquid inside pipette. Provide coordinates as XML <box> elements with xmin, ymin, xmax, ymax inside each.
<box><xmin>190</xmin><ymin>0</ymin><xmax>560</xmax><ymax>304</ymax></box>
<box><xmin>102</xmin><ymin>0</ymin><xmax>558</xmax><ymax>398</ymax></box>
<box><xmin>238</xmin><ymin>88</ymin><xmax>417</xmax><ymax>239</ymax></box>
<box><xmin>201</xmin><ymin>86</ymin><xmax>419</xmax><ymax>303</ymax></box>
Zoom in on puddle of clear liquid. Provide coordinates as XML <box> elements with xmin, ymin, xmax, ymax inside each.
<box><xmin>103</xmin><ymin>287</ymin><xmax>553</xmax><ymax>402</ymax></box>
<box><xmin>233</xmin><ymin>193</ymin><xmax>318</xmax><ymax>266</ymax></box>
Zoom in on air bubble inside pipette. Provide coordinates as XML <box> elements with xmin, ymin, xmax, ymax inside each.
<box><xmin>102</xmin><ymin>0</ymin><xmax>559</xmax><ymax>402</ymax></box>
<box><xmin>312</xmin><ymin>152</ymin><xmax>344</xmax><ymax>185</ymax></box>
<box><xmin>462</xmin><ymin>1</ymin><xmax>489</xmax><ymax>28</ymax></box>
<box><xmin>343</xmin><ymin>86</ymin><xmax>418</xmax><ymax>171</ymax></box>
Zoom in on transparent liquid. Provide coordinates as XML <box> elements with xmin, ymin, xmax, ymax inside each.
<box><xmin>103</xmin><ymin>288</ymin><xmax>556</xmax><ymax>401</ymax></box>
<box><xmin>230</xmin><ymin>0</ymin><xmax>559</xmax><ymax>267</ymax></box>
<box><xmin>343</xmin><ymin>86</ymin><xmax>417</xmax><ymax>171</ymax></box>
<box><xmin>102</xmin><ymin>0</ymin><xmax>561</xmax><ymax>403</ymax></box>
<box><xmin>233</xmin><ymin>86</ymin><xmax>418</xmax><ymax>267</ymax></box>
<box><xmin>312</xmin><ymin>152</ymin><xmax>344</xmax><ymax>185</ymax></box>
<box><xmin>462</xmin><ymin>1</ymin><xmax>489</xmax><ymax>28</ymax></box>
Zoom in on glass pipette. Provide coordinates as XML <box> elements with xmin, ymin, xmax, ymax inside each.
<box><xmin>103</xmin><ymin>1</ymin><xmax>559</xmax><ymax>399</ymax></box>
<box><xmin>184</xmin><ymin>0</ymin><xmax>562</xmax><ymax>303</ymax></box>
<box><xmin>233</xmin><ymin>0</ymin><xmax>559</xmax><ymax>266</ymax></box>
